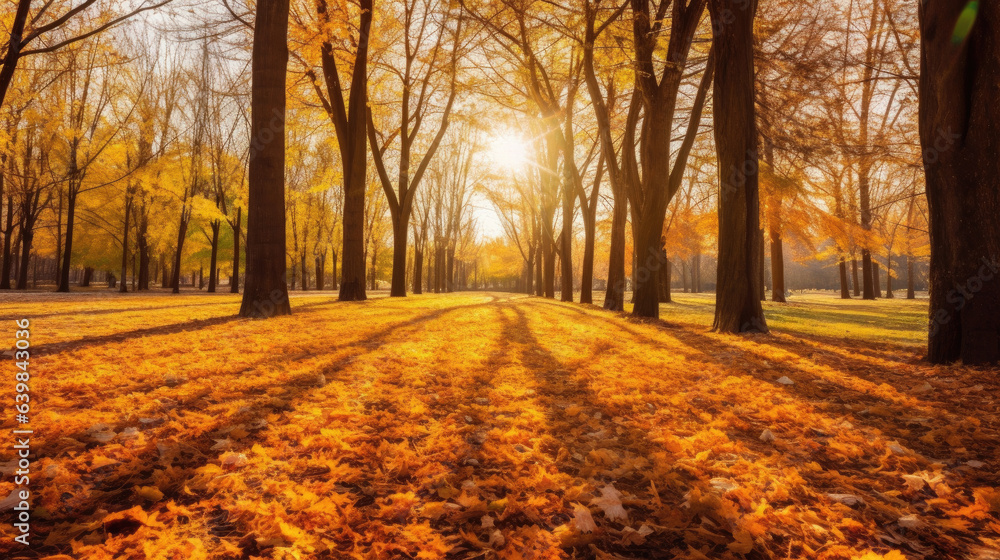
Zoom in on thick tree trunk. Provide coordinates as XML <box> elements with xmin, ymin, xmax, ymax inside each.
<box><xmin>861</xmin><ymin>249</ymin><xmax>875</xmax><ymax>299</ymax></box>
<box><xmin>709</xmin><ymin>0</ymin><xmax>767</xmax><ymax>334</ymax></box>
<box><xmin>839</xmin><ymin>258</ymin><xmax>851</xmax><ymax>299</ymax></box>
<box><xmin>316</xmin><ymin>255</ymin><xmax>325</xmax><ymax>290</ymax></box>
<box><xmin>658</xmin><ymin>249</ymin><xmax>672</xmax><ymax>304</ymax></box>
<box><xmin>632</xmin><ymin>219</ymin><xmax>667</xmax><ymax>318</ymax></box>
<box><xmin>920</xmin><ymin>1</ymin><xmax>1000</xmax><ymax>364</ymax></box>
<box><xmin>334</xmin><ymin>0</ymin><xmax>372</xmax><ymax>303</ymax></box>
<box><xmin>230</xmin><ymin>207</ymin><xmax>241</xmax><ymax>294</ymax></box>
<box><xmin>770</xmin><ymin>225</ymin><xmax>785</xmax><ymax>302</ymax></box>
<box><xmin>239</xmin><ymin>0</ymin><xmax>292</xmax><ymax>318</ymax></box>
<box><xmin>413</xmin><ymin>249</ymin><xmax>423</xmax><ymax>294</ymax></box>
<box><xmin>391</xmin><ymin>220</ymin><xmax>408</xmax><ymax>297</ymax></box>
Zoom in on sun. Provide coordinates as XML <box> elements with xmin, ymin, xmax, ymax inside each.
<box><xmin>488</xmin><ymin>134</ymin><xmax>529</xmax><ymax>172</ymax></box>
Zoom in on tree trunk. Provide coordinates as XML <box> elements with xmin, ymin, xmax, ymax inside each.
<box><xmin>334</xmin><ymin>0</ymin><xmax>372</xmax><ymax>303</ymax></box>
<box><xmin>1</xmin><ymin>196</ymin><xmax>14</xmax><ymax>289</ymax></box>
<box><xmin>907</xmin><ymin>255</ymin><xmax>915</xmax><ymax>300</ymax></box>
<box><xmin>413</xmin><ymin>248</ymin><xmax>423</xmax><ymax>294</ymax></box>
<box><xmin>873</xmin><ymin>261</ymin><xmax>882</xmax><ymax>298</ymax></box>
<box><xmin>208</xmin><ymin>220</ymin><xmax>220</xmax><ymax>293</ymax></box>
<box><xmin>239</xmin><ymin>0</ymin><xmax>292</xmax><ymax>318</ymax></box>
<box><xmin>316</xmin><ymin>254</ymin><xmax>325</xmax><ymax>290</ymax></box>
<box><xmin>770</xmin><ymin>225</ymin><xmax>785</xmax><ymax>302</ymax></box>
<box><xmin>759</xmin><ymin>227</ymin><xmax>766</xmax><ymax>301</ymax></box>
<box><xmin>919</xmin><ymin>0</ymin><xmax>1000</xmax><ymax>364</ymax></box>
<box><xmin>534</xmin><ymin>247</ymin><xmax>543</xmax><ymax>297</ymax></box>
<box><xmin>391</xmin><ymin>220</ymin><xmax>408</xmax><ymax>297</ymax></box>
<box><xmin>170</xmin><ymin>214</ymin><xmax>188</xmax><ymax>294</ymax></box>
<box><xmin>301</xmin><ymin>250</ymin><xmax>308</xmax><ymax>291</ymax></box>
<box><xmin>861</xmin><ymin>249</ymin><xmax>875</xmax><ymax>299</ymax></box>
<box><xmin>839</xmin><ymin>258</ymin><xmax>851</xmax><ymax>299</ymax></box>
<box><xmin>15</xmin><ymin>221</ymin><xmax>32</xmax><ymax>290</ymax></box>
<box><xmin>56</xmin><ymin>190</ymin><xmax>77</xmax><ymax>293</ymax></box>
<box><xmin>658</xmin><ymin>249</ymin><xmax>672</xmax><ymax>303</ymax></box>
<box><xmin>919</xmin><ymin>2</ymin><xmax>1000</xmax><ymax>364</ymax></box>
<box><xmin>120</xmin><ymin>198</ymin><xmax>131</xmax><ymax>293</ymax></box>
<box><xmin>885</xmin><ymin>255</ymin><xmax>894</xmax><ymax>298</ymax></box>
<box><xmin>560</xmin><ymin>190</ymin><xmax>574</xmax><ymax>303</ymax></box>
<box><xmin>138</xmin><ymin>228</ymin><xmax>149</xmax><ymax>291</ymax></box>
<box><xmin>852</xmin><ymin>258</ymin><xmax>860</xmax><ymax>296</ymax></box>
<box><xmin>81</xmin><ymin>267</ymin><xmax>93</xmax><ymax>288</ymax></box>
<box><xmin>231</xmin><ymin>207</ymin><xmax>241</xmax><ymax>294</ymax></box>
<box><xmin>709</xmin><ymin>0</ymin><xmax>767</xmax><ymax>334</ymax></box>
<box><xmin>604</xmin><ymin>193</ymin><xmax>627</xmax><ymax>312</ymax></box>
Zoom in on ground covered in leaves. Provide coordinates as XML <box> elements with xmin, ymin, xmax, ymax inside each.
<box><xmin>1</xmin><ymin>291</ymin><xmax>998</xmax><ymax>560</ymax></box>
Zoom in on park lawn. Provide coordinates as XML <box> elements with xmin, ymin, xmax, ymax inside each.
<box><xmin>0</xmin><ymin>292</ymin><xmax>997</xmax><ymax>560</ymax></box>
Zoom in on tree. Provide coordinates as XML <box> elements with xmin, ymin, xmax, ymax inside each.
<box><xmin>368</xmin><ymin>0</ymin><xmax>462</xmax><ymax>297</ymax></box>
<box><xmin>920</xmin><ymin>1</ymin><xmax>1000</xmax><ymax>364</ymax></box>
<box><xmin>304</xmin><ymin>0</ymin><xmax>374</xmax><ymax>302</ymax></box>
<box><xmin>0</xmin><ymin>0</ymin><xmax>174</xmax><ymax>113</ymax></box>
<box><xmin>239</xmin><ymin>0</ymin><xmax>292</xmax><ymax>318</ymax></box>
<box><xmin>708</xmin><ymin>0</ymin><xmax>767</xmax><ymax>334</ymax></box>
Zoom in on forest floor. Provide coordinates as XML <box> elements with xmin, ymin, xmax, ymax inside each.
<box><xmin>0</xmin><ymin>291</ymin><xmax>997</xmax><ymax>560</ymax></box>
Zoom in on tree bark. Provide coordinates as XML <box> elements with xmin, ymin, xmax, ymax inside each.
<box><xmin>230</xmin><ymin>207</ymin><xmax>241</xmax><ymax>293</ymax></box>
<box><xmin>919</xmin><ymin>0</ymin><xmax>1000</xmax><ymax>361</ymax></box>
<box><xmin>1</xmin><ymin>196</ymin><xmax>14</xmax><ymax>289</ymax></box>
<box><xmin>413</xmin><ymin>248</ymin><xmax>423</xmax><ymax>294</ymax></box>
<box><xmin>604</xmin><ymin>193</ymin><xmax>627</xmax><ymax>312</ymax></box>
<box><xmin>56</xmin><ymin>189</ymin><xmax>77</xmax><ymax>292</ymax></box>
<box><xmin>852</xmin><ymin>257</ymin><xmax>860</xmax><ymax>296</ymax></box>
<box><xmin>208</xmin><ymin>220</ymin><xmax>220</xmax><ymax>292</ymax></box>
<box><xmin>839</xmin><ymin>258</ymin><xmax>851</xmax><ymax>299</ymax></box>
<box><xmin>119</xmin><ymin>195</ymin><xmax>131</xmax><ymax>293</ymax></box>
<box><xmin>906</xmin><ymin>254</ymin><xmax>915</xmax><ymax>300</ymax></box>
<box><xmin>709</xmin><ymin>0</ymin><xmax>767</xmax><ymax>334</ymax></box>
<box><xmin>239</xmin><ymin>0</ymin><xmax>292</xmax><ymax>318</ymax></box>
<box><xmin>873</xmin><ymin>261</ymin><xmax>882</xmax><ymax>298</ymax></box>
<box><xmin>769</xmin><ymin>225</ymin><xmax>785</xmax><ymax>302</ymax></box>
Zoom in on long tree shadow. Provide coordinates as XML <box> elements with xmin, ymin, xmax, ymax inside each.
<box><xmin>525</xmin><ymin>302</ymin><xmax>992</xmax><ymax>558</ymax></box>
<box><xmin>18</xmin><ymin>297</ymin><xmax>507</xmax><ymax>556</ymax></box>
<box><xmin>475</xmin><ymin>301</ymin><xmax>771</xmax><ymax>559</ymax></box>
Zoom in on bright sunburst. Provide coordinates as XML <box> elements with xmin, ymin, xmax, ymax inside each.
<box><xmin>488</xmin><ymin>134</ymin><xmax>529</xmax><ymax>172</ymax></box>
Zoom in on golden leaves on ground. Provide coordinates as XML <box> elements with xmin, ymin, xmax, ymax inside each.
<box><xmin>0</xmin><ymin>293</ymin><xmax>997</xmax><ymax>559</ymax></box>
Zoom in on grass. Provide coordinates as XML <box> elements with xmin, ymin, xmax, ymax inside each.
<box><xmin>0</xmin><ymin>291</ymin><xmax>996</xmax><ymax>560</ymax></box>
<box><xmin>620</xmin><ymin>292</ymin><xmax>930</xmax><ymax>348</ymax></box>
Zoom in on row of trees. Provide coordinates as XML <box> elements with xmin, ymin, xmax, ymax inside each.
<box><xmin>3</xmin><ymin>0</ymin><xmax>996</xmax><ymax>363</ymax></box>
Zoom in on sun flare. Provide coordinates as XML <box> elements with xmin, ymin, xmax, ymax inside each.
<box><xmin>488</xmin><ymin>134</ymin><xmax>529</xmax><ymax>171</ymax></box>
